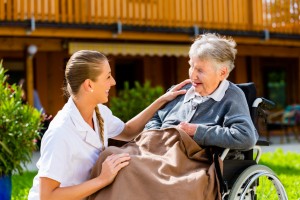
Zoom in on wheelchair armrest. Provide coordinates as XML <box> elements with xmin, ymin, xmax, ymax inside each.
<box><xmin>220</xmin><ymin>144</ymin><xmax>263</xmax><ymax>162</ymax></box>
<box><xmin>252</xmin><ymin>97</ymin><xmax>275</xmax><ymax>109</ymax></box>
<box><xmin>220</xmin><ymin>148</ymin><xmax>230</xmax><ymax>161</ymax></box>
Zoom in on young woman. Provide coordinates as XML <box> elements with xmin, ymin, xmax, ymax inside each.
<box><xmin>28</xmin><ymin>50</ymin><xmax>190</xmax><ymax>200</ymax></box>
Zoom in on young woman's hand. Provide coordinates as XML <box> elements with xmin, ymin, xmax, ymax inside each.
<box><xmin>98</xmin><ymin>153</ymin><xmax>131</xmax><ymax>185</ymax></box>
<box><xmin>161</xmin><ymin>79</ymin><xmax>191</xmax><ymax>102</ymax></box>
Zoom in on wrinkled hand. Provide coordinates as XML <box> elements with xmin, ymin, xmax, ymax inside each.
<box><xmin>177</xmin><ymin>122</ymin><xmax>197</xmax><ymax>137</ymax></box>
<box><xmin>161</xmin><ymin>79</ymin><xmax>191</xmax><ymax>102</ymax></box>
<box><xmin>99</xmin><ymin>153</ymin><xmax>131</xmax><ymax>185</ymax></box>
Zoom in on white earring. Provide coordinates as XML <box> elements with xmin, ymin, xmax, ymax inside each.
<box><xmin>90</xmin><ymin>89</ymin><xmax>94</xmax><ymax>92</ymax></box>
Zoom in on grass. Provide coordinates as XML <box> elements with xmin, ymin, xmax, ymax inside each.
<box><xmin>259</xmin><ymin>149</ymin><xmax>300</xmax><ymax>199</ymax></box>
<box><xmin>11</xmin><ymin>149</ymin><xmax>300</xmax><ymax>199</ymax></box>
<box><xmin>11</xmin><ymin>171</ymin><xmax>36</xmax><ymax>200</ymax></box>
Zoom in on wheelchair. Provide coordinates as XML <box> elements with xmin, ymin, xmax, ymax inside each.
<box><xmin>108</xmin><ymin>82</ymin><xmax>288</xmax><ymax>199</ymax></box>
<box><xmin>214</xmin><ymin>83</ymin><xmax>288</xmax><ymax>200</ymax></box>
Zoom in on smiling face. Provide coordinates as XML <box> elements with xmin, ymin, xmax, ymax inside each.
<box><xmin>91</xmin><ymin>60</ymin><xmax>116</xmax><ymax>104</ymax></box>
<box><xmin>188</xmin><ymin>56</ymin><xmax>227</xmax><ymax>96</ymax></box>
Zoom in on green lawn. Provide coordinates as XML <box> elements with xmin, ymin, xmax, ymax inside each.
<box><xmin>11</xmin><ymin>149</ymin><xmax>300</xmax><ymax>199</ymax></box>
<box><xmin>258</xmin><ymin>149</ymin><xmax>300</xmax><ymax>199</ymax></box>
<box><xmin>11</xmin><ymin>171</ymin><xmax>36</xmax><ymax>200</ymax></box>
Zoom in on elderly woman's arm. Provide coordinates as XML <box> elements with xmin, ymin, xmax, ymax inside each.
<box><xmin>194</xmin><ymin>115</ymin><xmax>258</xmax><ymax>150</ymax></box>
<box><xmin>144</xmin><ymin>112</ymin><xmax>163</xmax><ymax>130</ymax></box>
<box><xmin>179</xmin><ymin>114</ymin><xmax>257</xmax><ymax>150</ymax></box>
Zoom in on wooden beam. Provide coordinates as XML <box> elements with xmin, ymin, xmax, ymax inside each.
<box><xmin>0</xmin><ymin>38</ymin><xmax>63</xmax><ymax>51</ymax></box>
<box><xmin>237</xmin><ymin>45</ymin><xmax>300</xmax><ymax>58</ymax></box>
<box><xmin>26</xmin><ymin>55</ymin><xmax>34</xmax><ymax>106</ymax></box>
<box><xmin>0</xmin><ymin>27</ymin><xmax>192</xmax><ymax>42</ymax></box>
<box><xmin>1</xmin><ymin>27</ymin><xmax>300</xmax><ymax>47</ymax></box>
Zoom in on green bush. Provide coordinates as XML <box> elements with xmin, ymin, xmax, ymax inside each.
<box><xmin>109</xmin><ymin>81</ymin><xmax>164</xmax><ymax>122</ymax></box>
<box><xmin>0</xmin><ymin>62</ymin><xmax>42</xmax><ymax>175</ymax></box>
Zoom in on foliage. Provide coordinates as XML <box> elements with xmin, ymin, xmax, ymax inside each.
<box><xmin>109</xmin><ymin>81</ymin><xmax>164</xmax><ymax>122</ymax></box>
<box><xmin>0</xmin><ymin>62</ymin><xmax>42</xmax><ymax>175</ymax></box>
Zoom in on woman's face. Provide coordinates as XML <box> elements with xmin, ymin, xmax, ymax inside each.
<box><xmin>93</xmin><ymin>60</ymin><xmax>116</xmax><ymax>103</ymax></box>
<box><xmin>188</xmin><ymin>56</ymin><xmax>226</xmax><ymax>96</ymax></box>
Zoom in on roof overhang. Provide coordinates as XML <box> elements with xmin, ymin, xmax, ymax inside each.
<box><xmin>69</xmin><ymin>42</ymin><xmax>190</xmax><ymax>57</ymax></box>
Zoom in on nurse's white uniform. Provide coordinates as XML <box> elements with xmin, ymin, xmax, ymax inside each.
<box><xmin>28</xmin><ymin>98</ymin><xmax>125</xmax><ymax>199</ymax></box>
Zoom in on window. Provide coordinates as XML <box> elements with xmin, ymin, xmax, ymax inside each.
<box><xmin>266</xmin><ymin>70</ymin><xmax>286</xmax><ymax>109</ymax></box>
<box><xmin>2</xmin><ymin>60</ymin><xmax>25</xmax><ymax>85</ymax></box>
<box><xmin>115</xmin><ymin>58</ymin><xmax>144</xmax><ymax>91</ymax></box>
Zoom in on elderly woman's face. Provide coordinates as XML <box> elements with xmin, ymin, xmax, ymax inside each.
<box><xmin>188</xmin><ymin>56</ymin><xmax>226</xmax><ymax>96</ymax></box>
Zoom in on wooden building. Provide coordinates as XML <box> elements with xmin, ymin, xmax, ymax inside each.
<box><xmin>0</xmin><ymin>0</ymin><xmax>300</xmax><ymax>115</ymax></box>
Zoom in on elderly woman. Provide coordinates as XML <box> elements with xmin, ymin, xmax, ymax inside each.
<box><xmin>145</xmin><ymin>33</ymin><xmax>258</xmax><ymax>150</ymax></box>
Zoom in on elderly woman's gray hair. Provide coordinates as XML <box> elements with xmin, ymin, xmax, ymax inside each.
<box><xmin>189</xmin><ymin>33</ymin><xmax>237</xmax><ymax>74</ymax></box>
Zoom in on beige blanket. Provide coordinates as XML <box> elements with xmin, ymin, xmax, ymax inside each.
<box><xmin>87</xmin><ymin>128</ymin><xmax>221</xmax><ymax>200</ymax></box>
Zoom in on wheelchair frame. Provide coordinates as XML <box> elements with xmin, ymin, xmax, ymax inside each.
<box><xmin>216</xmin><ymin>83</ymin><xmax>288</xmax><ymax>200</ymax></box>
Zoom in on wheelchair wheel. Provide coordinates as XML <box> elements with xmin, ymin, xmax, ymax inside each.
<box><xmin>228</xmin><ymin>165</ymin><xmax>287</xmax><ymax>200</ymax></box>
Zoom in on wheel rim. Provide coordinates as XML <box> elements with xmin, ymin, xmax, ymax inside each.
<box><xmin>241</xmin><ymin>172</ymin><xmax>287</xmax><ymax>200</ymax></box>
<box><xmin>228</xmin><ymin>165</ymin><xmax>288</xmax><ymax>200</ymax></box>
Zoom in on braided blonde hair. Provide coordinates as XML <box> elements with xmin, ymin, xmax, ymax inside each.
<box><xmin>64</xmin><ymin>50</ymin><xmax>107</xmax><ymax>149</ymax></box>
<box><xmin>95</xmin><ymin>106</ymin><xmax>105</xmax><ymax>150</ymax></box>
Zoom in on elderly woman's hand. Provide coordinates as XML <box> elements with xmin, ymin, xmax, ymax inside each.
<box><xmin>161</xmin><ymin>79</ymin><xmax>191</xmax><ymax>102</ymax></box>
<box><xmin>177</xmin><ymin>122</ymin><xmax>197</xmax><ymax>136</ymax></box>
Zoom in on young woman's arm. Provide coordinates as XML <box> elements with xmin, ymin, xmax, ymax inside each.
<box><xmin>114</xmin><ymin>79</ymin><xmax>191</xmax><ymax>141</ymax></box>
<box><xmin>40</xmin><ymin>153</ymin><xmax>130</xmax><ymax>200</ymax></box>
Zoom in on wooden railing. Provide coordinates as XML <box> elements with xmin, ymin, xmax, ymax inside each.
<box><xmin>0</xmin><ymin>0</ymin><xmax>299</xmax><ymax>34</ymax></box>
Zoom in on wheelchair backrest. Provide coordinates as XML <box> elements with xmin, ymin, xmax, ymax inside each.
<box><xmin>236</xmin><ymin>82</ymin><xmax>257</xmax><ymax>117</ymax></box>
<box><xmin>236</xmin><ymin>82</ymin><xmax>258</xmax><ymax>127</ymax></box>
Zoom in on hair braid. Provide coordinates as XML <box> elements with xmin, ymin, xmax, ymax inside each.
<box><xmin>95</xmin><ymin>106</ymin><xmax>105</xmax><ymax>150</ymax></box>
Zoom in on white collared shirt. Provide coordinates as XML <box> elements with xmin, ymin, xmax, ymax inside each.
<box><xmin>28</xmin><ymin>98</ymin><xmax>125</xmax><ymax>199</ymax></box>
<box><xmin>183</xmin><ymin>80</ymin><xmax>229</xmax><ymax>105</ymax></box>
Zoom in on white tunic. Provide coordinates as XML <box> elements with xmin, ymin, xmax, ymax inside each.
<box><xmin>28</xmin><ymin>98</ymin><xmax>125</xmax><ymax>199</ymax></box>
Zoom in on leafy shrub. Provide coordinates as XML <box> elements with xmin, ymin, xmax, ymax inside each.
<box><xmin>0</xmin><ymin>62</ymin><xmax>42</xmax><ymax>175</ymax></box>
<box><xmin>109</xmin><ymin>81</ymin><xmax>164</xmax><ymax>122</ymax></box>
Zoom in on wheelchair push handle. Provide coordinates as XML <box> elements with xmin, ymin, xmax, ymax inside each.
<box><xmin>252</xmin><ymin>97</ymin><xmax>275</xmax><ymax>110</ymax></box>
<box><xmin>261</xmin><ymin>97</ymin><xmax>275</xmax><ymax>109</ymax></box>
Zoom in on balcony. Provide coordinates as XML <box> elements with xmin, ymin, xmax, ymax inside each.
<box><xmin>0</xmin><ymin>0</ymin><xmax>299</xmax><ymax>39</ymax></box>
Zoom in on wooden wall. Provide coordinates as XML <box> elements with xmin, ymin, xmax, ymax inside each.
<box><xmin>35</xmin><ymin>51</ymin><xmax>67</xmax><ymax>115</ymax></box>
<box><xmin>1</xmin><ymin>38</ymin><xmax>300</xmax><ymax>115</ymax></box>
